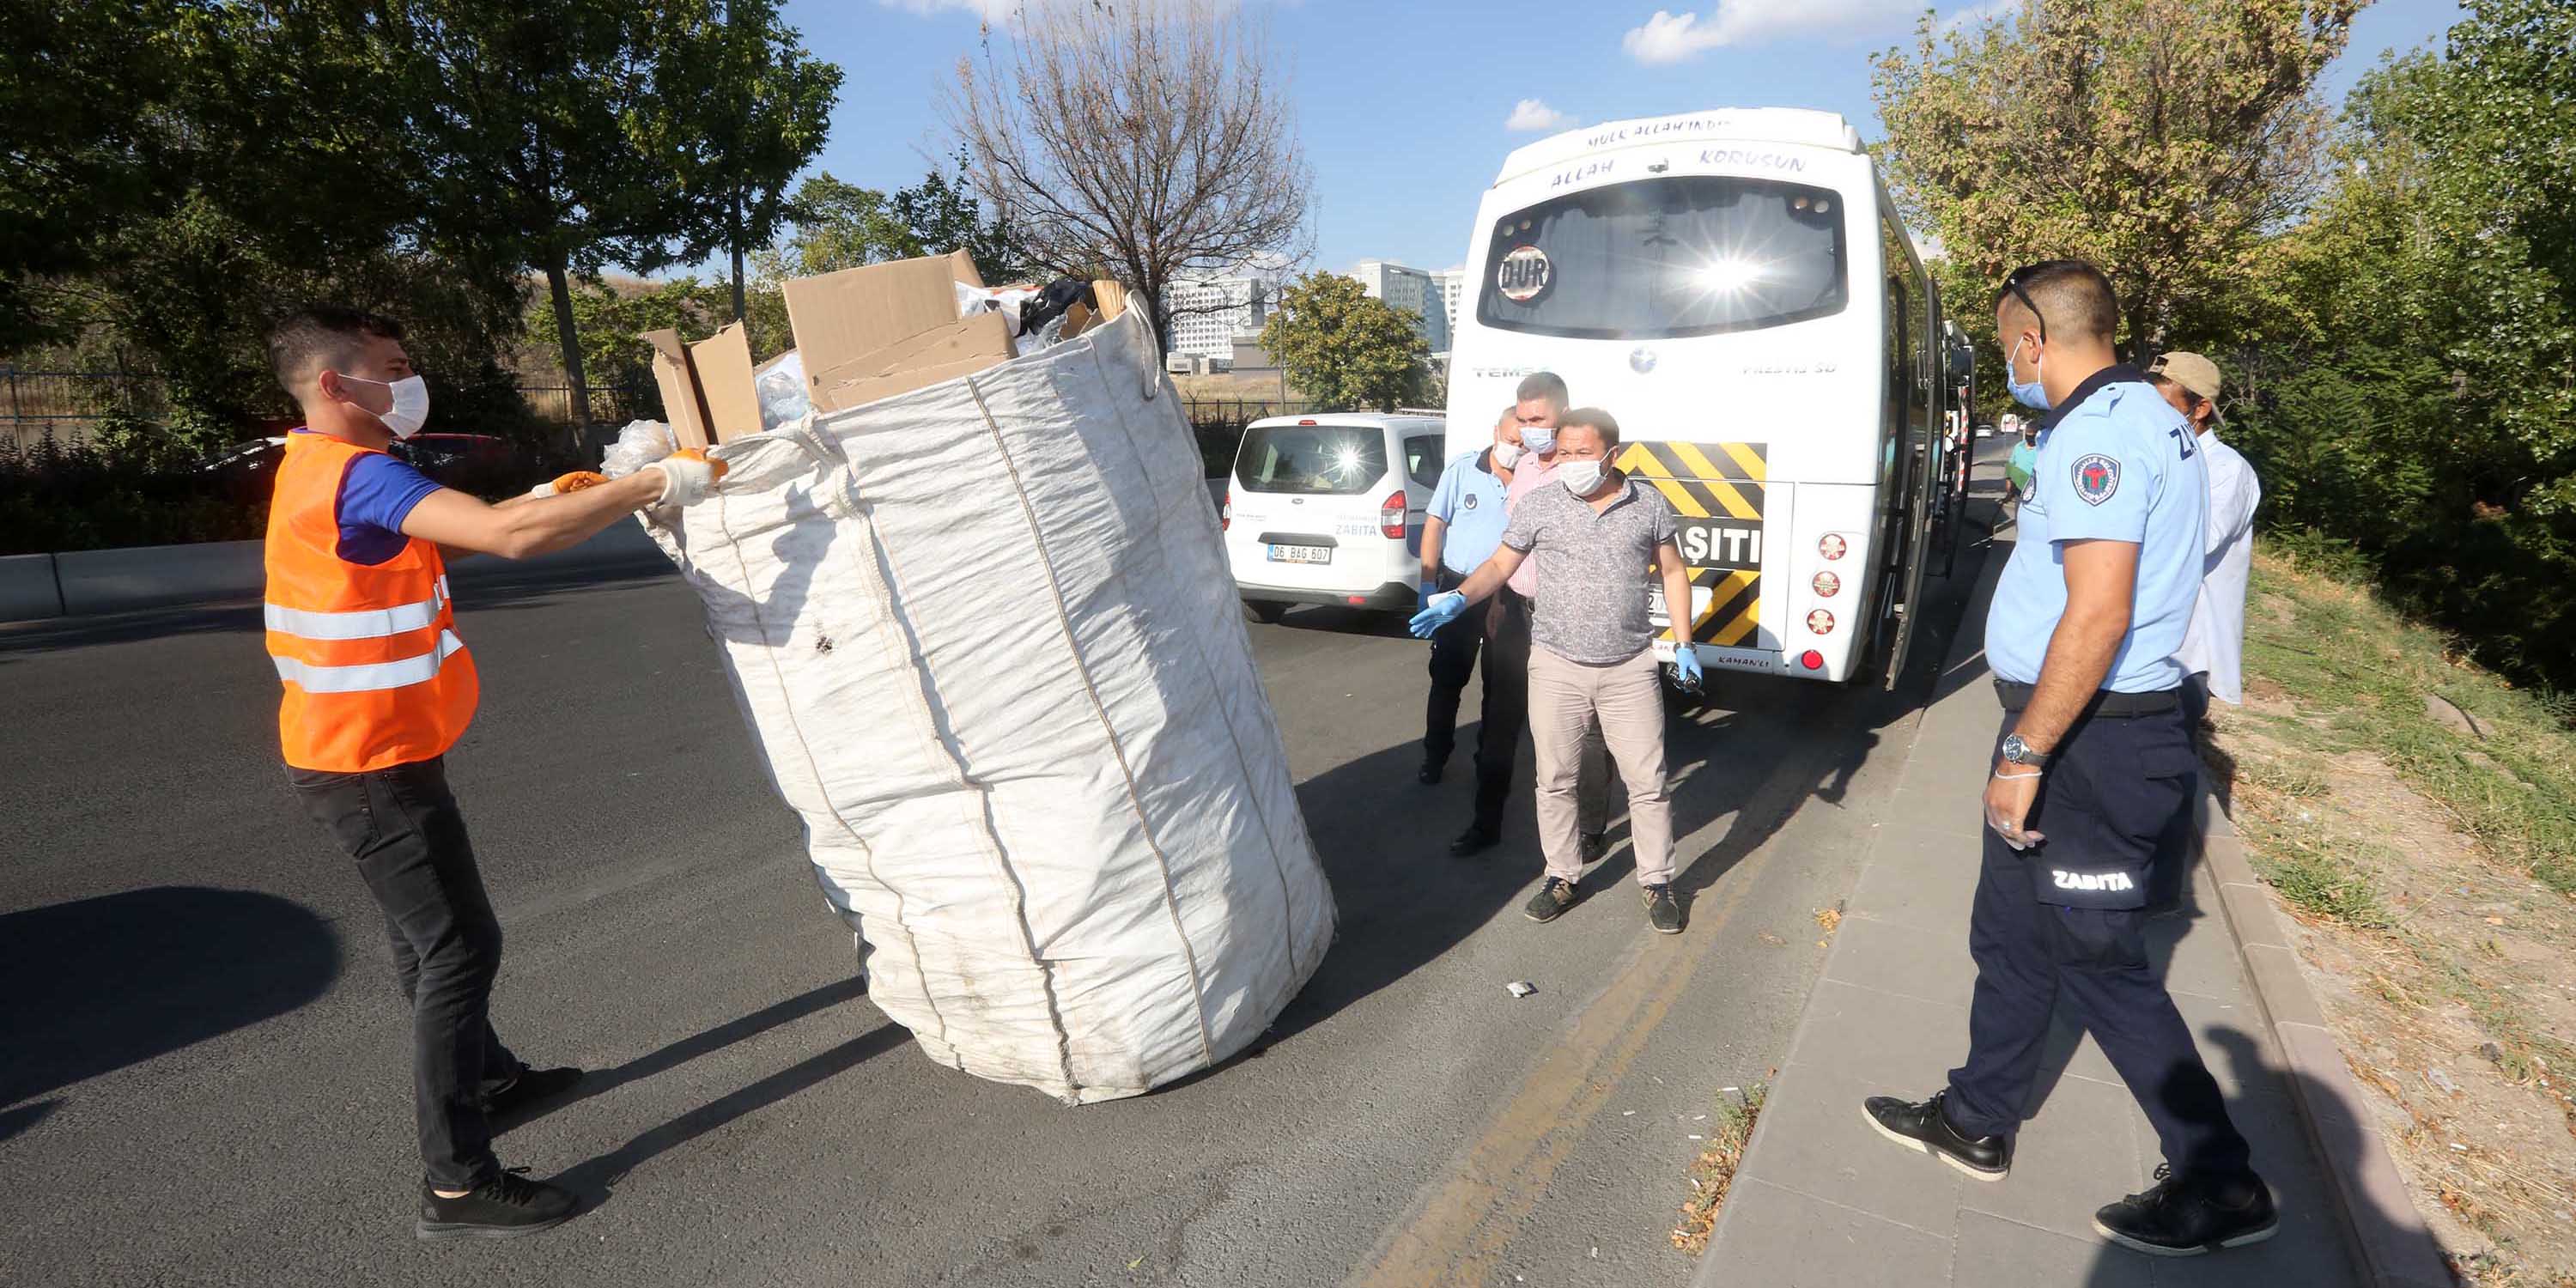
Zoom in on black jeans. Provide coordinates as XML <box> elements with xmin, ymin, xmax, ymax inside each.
<box><xmin>1946</xmin><ymin>705</ymin><xmax>2253</xmax><ymax>1180</ymax></box>
<box><xmin>290</xmin><ymin>756</ymin><xmax>522</xmax><ymax>1190</ymax></box>
<box><xmin>1423</xmin><ymin>567</ymin><xmax>1490</xmax><ymax>766</ymax></box>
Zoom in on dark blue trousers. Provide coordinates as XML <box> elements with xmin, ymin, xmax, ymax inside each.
<box><xmin>1945</xmin><ymin>703</ymin><xmax>2254</xmax><ymax>1181</ymax></box>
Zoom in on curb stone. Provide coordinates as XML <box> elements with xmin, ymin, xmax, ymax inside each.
<box><xmin>2199</xmin><ymin>815</ymin><xmax>2458</xmax><ymax>1288</ymax></box>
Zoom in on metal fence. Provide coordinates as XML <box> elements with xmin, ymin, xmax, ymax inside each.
<box><xmin>0</xmin><ymin>369</ymin><xmax>173</xmax><ymax>448</ymax></box>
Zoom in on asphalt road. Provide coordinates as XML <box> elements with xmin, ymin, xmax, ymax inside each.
<box><xmin>1</xmin><ymin>453</ymin><xmax>2003</xmax><ymax>1288</ymax></box>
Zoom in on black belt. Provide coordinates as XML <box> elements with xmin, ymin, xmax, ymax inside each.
<box><xmin>1993</xmin><ymin>680</ymin><xmax>2181</xmax><ymax>717</ymax></box>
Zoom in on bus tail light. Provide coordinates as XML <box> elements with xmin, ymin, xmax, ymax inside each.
<box><xmin>1807</xmin><ymin>609</ymin><xmax>1836</xmax><ymax>635</ymax></box>
<box><xmin>1379</xmin><ymin>490</ymin><xmax>1407</xmax><ymax>539</ymax></box>
<box><xmin>1818</xmin><ymin>532</ymin><xmax>1848</xmax><ymax>561</ymax></box>
<box><xmin>1800</xmin><ymin>650</ymin><xmax>1825</xmax><ymax>671</ymax></box>
<box><xmin>1812</xmin><ymin>570</ymin><xmax>1840</xmax><ymax>597</ymax></box>
<box><xmin>1222</xmin><ymin>489</ymin><xmax>1232</xmax><ymax>532</ymax></box>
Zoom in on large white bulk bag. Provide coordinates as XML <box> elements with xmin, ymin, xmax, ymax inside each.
<box><xmin>638</xmin><ymin>312</ymin><xmax>1334</xmax><ymax>1103</ymax></box>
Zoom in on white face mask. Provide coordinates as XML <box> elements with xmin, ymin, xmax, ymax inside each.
<box><xmin>1492</xmin><ymin>440</ymin><xmax>1524</xmax><ymax>469</ymax></box>
<box><xmin>1558</xmin><ymin>459</ymin><xmax>1606</xmax><ymax>495</ymax></box>
<box><xmin>1520</xmin><ymin>425</ymin><xmax>1557</xmax><ymax>456</ymax></box>
<box><xmin>341</xmin><ymin>373</ymin><xmax>431</xmax><ymax>440</ymax></box>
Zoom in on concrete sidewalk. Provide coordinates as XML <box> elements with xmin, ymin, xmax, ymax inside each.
<box><xmin>1692</xmin><ymin>533</ymin><xmax>2360</xmax><ymax>1287</ymax></box>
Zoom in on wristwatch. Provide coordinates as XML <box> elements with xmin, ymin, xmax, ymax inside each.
<box><xmin>1999</xmin><ymin>732</ymin><xmax>2050</xmax><ymax>769</ymax></box>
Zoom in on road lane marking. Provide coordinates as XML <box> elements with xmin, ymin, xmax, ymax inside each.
<box><xmin>1346</xmin><ymin>708</ymin><xmax>1833</xmax><ymax>1288</ymax></box>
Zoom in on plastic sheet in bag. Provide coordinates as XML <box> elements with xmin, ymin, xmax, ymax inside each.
<box><xmin>755</xmin><ymin>352</ymin><xmax>810</xmax><ymax>433</ymax></box>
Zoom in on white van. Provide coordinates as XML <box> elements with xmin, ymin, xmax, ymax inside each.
<box><xmin>1223</xmin><ymin>412</ymin><xmax>1446</xmax><ymax>621</ymax></box>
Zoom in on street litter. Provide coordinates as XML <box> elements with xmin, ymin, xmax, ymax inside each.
<box><xmin>1507</xmin><ymin>981</ymin><xmax>1538</xmax><ymax>998</ymax></box>
<box><xmin>619</xmin><ymin>257</ymin><xmax>1334</xmax><ymax>1103</ymax></box>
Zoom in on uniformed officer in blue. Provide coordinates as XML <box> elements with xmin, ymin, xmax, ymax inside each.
<box><xmin>1416</xmin><ymin>405</ymin><xmax>1522</xmax><ymax>792</ymax></box>
<box><xmin>1862</xmin><ymin>260</ymin><xmax>2278</xmax><ymax>1257</ymax></box>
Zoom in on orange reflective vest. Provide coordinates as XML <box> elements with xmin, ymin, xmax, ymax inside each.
<box><xmin>264</xmin><ymin>432</ymin><xmax>479</xmax><ymax>771</ymax></box>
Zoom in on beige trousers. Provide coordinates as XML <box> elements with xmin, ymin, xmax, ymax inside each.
<box><xmin>1528</xmin><ymin>645</ymin><xmax>1674</xmax><ymax>886</ymax></box>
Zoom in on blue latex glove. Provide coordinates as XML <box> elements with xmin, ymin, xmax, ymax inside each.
<box><xmin>1672</xmin><ymin>645</ymin><xmax>1705</xmax><ymax>690</ymax></box>
<box><xmin>1408</xmin><ymin>592</ymin><xmax>1467</xmax><ymax>638</ymax></box>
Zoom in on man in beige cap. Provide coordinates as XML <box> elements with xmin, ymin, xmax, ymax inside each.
<box><xmin>2145</xmin><ymin>351</ymin><xmax>2261</xmax><ymax>728</ymax></box>
<box><xmin>2145</xmin><ymin>351</ymin><xmax>2261</xmax><ymax>914</ymax></box>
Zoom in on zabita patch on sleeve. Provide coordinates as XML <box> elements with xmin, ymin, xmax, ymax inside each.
<box><xmin>2071</xmin><ymin>453</ymin><xmax>2120</xmax><ymax>506</ymax></box>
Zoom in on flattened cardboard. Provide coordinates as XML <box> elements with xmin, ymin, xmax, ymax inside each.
<box><xmin>687</xmin><ymin>321</ymin><xmax>761</xmax><ymax>443</ymax></box>
<box><xmin>807</xmin><ymin>311</ymin><xmax>1014</xmax><ymax>413</ymax></box>
<box><xmin>1060</xmin><ymin>279</ymin><xmax>1131</xmax><ymax>342</ymax></box>
<box><xmin>642</xmin><ymin>329</ymin><xmax>713</xmax><ymax>450</ymax></box>
<box><xmin>817</xmin><ymin>353</ymin><xmax>1011</xmax><ymax>413</ymax></box>
<box><xmin>781</xmin><ymin>249</ymin><xmax>982</xmax><ymax>393</ymax></box>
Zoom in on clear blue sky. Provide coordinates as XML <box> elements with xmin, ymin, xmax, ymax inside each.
<box><xmin>778</xmin><ymin>0</ymin><xmax>2466</xmax><ymax>276</ymax></box>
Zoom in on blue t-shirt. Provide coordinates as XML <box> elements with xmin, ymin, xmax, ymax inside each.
<box><xmin>1985</xmin><ymin>367</ymin><xmax>2208</xmax><ymax>692</ymax></box>
<box><xmin>1424</xmin><ymin>447</ymin><xmax>1510</xmax><ymax>574</ymax></box>
<box><xmin>293</xmin><ymin>429</ymin><xmax>444</xmax><ymax>566</ymax></box>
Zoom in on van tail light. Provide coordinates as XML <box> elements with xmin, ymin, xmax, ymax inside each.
<box><xmin>1379</xmin><ymin>490</ymin><xmax>1407</xmax><ymax>539</ymax></box>
<box><xmin>1222</xmin><ymin>489</ymin><xmax>1232</xmax><ymax>532</ymax></box>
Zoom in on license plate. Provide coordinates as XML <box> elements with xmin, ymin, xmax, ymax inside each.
<box><xmin>1267</xmin><ymin>544</ymin><xmax>1331</xmax><ymax>565</ymax></box>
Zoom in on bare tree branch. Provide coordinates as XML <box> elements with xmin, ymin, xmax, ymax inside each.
<box><xmin>938</xmin><ymin>0</ymin><xmax>1312</xmax><ymax>347</ymax></box>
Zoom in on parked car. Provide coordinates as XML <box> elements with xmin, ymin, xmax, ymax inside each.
<box><xmin>200</xmin><ymin>432</ymin><xmax>532</xmax><ymax>501</ymax></box>
<box><xmin>1221</xmin><ymin>412</ymin><xmax>1444</xmax><ymax>622</ymax></box>
<box><xmin>1973</xmin><ymin>422</ymin><xmax>1997</xmax><ymax>438</ymax></box>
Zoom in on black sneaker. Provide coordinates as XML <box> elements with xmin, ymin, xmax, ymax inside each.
<box><xmin>416</xmin><ymin>1168</ymin><xmax>578</xmax><ymax>1240</ymax></box>
<box><xmin>483</xmin><ymin>1066</ymin><xmax>584</xmax><ymax>1122</ymax></box>
<box><xmin>1579</xmin><ymin>831</ymin><xmax>1608</xmax><ymax>864</ymax></box>
<box><xmin>1524</xmin><ymin>877</ymin><xmax>1578</xmax><ymax>922</ymax></box>
<box><xmin>1449</xmin><ymin>825</ymin><xmax>1501</xmax><ymax>858</ymax></box>
<box><xmin>2093</xmin><ymin>1165</ymin><xmax>2279</xmax><ymax>1256</ymax></box>
<box><xmin>1861</xmin><ymin>1089</ymin><xmax>2011</xmax><ymax>1181</ymax></box>
<box><xmin>1643</xmin><ymin>884</ymin><xmax>1682</xmax><ymax>934</ymax></box>
<box><xmin>1418</xmin><ymin>761</ymin><xmax>1443</xmax><ymax>786</ymax></box>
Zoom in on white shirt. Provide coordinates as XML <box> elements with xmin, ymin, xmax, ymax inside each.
<box><xmin>2178</xmin><ymin>431</ymin><xmax>2261</xmax><ymax>702</ymax></box>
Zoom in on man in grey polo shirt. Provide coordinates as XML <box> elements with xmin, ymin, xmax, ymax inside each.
<box><xmin>1410</xmin><ymin>408</ymin><xmax>1702</xmax><ymax>933</ymax></box>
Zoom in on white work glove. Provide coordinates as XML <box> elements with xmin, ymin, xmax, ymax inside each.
<box><xmin>648</xmin><ymin>449</ymin><xmax>726</xmax><ymax>508</ymax></box>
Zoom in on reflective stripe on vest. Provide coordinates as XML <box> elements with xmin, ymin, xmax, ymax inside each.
<box><xmin>271</xmin><ymin>628</ymin><xmax>467</xmax><ymax>694</ymax></box>
<box><xmin>264</xmin><ymin>575</ymin><xmax>449</xmax><ymax>641</ymax></box>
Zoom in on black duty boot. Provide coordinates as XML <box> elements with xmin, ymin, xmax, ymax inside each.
<box><xmin>1861</xmin><ymin>1089</ymin><xmax>2011</xmax><ymax>1181</ymax></box>
<box><xmin>2093</xmin><ymin>1165</ymin><xmax>2279</xmax><ymax>1256</ymax></box>
<box><xmin>416</xmin><ymin>1169</ymin><xmax>578</xmax><ymax>1240</ymax></box>
<box><xmin>1418</xmin><ymin>760</ymin><xmax>1443</xmax><ymax>786</ymax></box>
<box><xmin>1578</xmin><ymin>831</ymin><xmax>1608</xmax><ymax>864</ymax></box>
<box><xmin>1523</xmin><ymin>877</ymin><xmax>1578</xmax><ymax>923</ymax></box>
<box><xmin>1448</xmin><ymin>824</ymin><xmax>1501</xmax><ymax>858</ymax></box>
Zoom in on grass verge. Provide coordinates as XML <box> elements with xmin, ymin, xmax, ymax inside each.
<box><xmin>1670</xmin><ymin>1082</ymin><xmax>1767</xmax><ymax>1256</ymax></box>
<box><xmin>2215</xmin><ymin>542</ymin><xmax>2576</xmax><ymax>1285</ymax></box>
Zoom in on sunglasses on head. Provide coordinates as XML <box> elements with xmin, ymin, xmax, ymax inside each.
<box><xmin>2002</xmin><ymin>268</ymin><xmax>2048</xmax><ymax>343</ymax></box>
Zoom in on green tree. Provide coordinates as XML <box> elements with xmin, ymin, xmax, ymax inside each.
<box><xmin>647</xmin><ymin>0</ymin><xmax>841</xmax><ymax>323</ymax></box>
<box><xmin>1873</xmin><ymin>0</ymin><xmax>2360</xmax><ymax>349</ymax></box>
<box><xmin>386</xmin><ymin>0</ymin><xmax>702</xmax><ymax>433</ymax></box>
<box><xmin>890</xmin><ymin>153</ymin><xmax>1029</xmax><ymax>284</ymax></box>
<box><xmin>1260</xmin><ymin>273</ymin><xmax>1429</xmax><ymax>412</ymax></box>
<box><xmin>765</xmin><ymin>173</ymin><xmax>914</xmax><ymax>278</ymax></box>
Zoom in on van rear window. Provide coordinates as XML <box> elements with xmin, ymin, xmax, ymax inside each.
<box><xmin>1236</xmin><ymin>424</ymin><xmax>1388</xmax><ymax>495</ymax></box>
<box><xmin>1476</xmin><ymin>175</ymin><xmax>1848</xmax><ymax>340</ymax></box>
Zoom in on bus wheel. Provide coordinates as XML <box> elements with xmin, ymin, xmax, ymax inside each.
<box><xmin>1243</xmin><ymin>599</ymin><xmax>1288</xmax><ymax>623</ymax></box>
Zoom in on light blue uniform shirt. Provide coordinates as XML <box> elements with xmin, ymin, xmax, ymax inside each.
<box><xmin>1424</xmin><ymin>447</ymin><xmax>1510</xmax><ymax>574</ymax></box>
<box><xmin>1985</xmin><ymin>365</ymin><xmax>2209</xmax><ymax>693</ymax></box>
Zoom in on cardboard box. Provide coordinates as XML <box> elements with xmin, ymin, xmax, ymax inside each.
<box><xmin>687</xmin><ymin>321</ymin><xmax>762</xmax><ymax>443</ymax></box>
<box><xmin>1060</xmin><ymin>278</ymin><xmax>1131</xmax><ymax>342</ymax></box>
<box><xmin>642</xmin><ymin>329</ymin><xmax>714</xmax><ymax>450</ymax></box>
<box><xmin>811</xmin><ymin>311</ymin><xmax>1016</xmax><ymax>413</ymax></box>
<box><xmin>782</xmin><ymin>249</ymin><xmax>983</xmax><ymax>398</ymax></box>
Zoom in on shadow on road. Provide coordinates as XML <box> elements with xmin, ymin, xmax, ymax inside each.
<box><xmin>2075</xmin><ymin>1026</ymin><xmax>2443</xmax><ymax>1285</ymax></box>
<box><xmin>555</xmin><ymin>1017</ymin><xmax>908</xmax><ymax>1201</ymax></box>
<box><xmin>0</xmin><ymin>885</ymin><xmax>341</xmax><ymax>1141</ymax></box>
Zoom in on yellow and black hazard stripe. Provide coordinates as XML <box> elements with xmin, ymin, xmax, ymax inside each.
<box><xmin>1619</xmin><ymin>440</ymin><xmax>1768</xmax><ymax>647</ymax></box>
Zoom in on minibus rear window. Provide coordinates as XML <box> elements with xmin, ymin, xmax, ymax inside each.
<box><xmin>1236</xmin><ymin>423</ymin><xmax>1389</xmax><ymax>495</ymax></box>
<box><xmin>1475</xmin><ymin>175</ymin><xmax>1848</xmax><ymax>340</ymax></box>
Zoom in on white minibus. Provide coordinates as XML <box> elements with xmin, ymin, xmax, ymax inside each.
<box><xmin>1444</xmin><ymin>107</ymin><xmax>1966</xmax><ymax>686</ymax></box>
